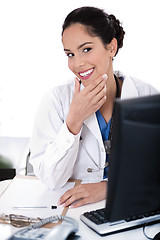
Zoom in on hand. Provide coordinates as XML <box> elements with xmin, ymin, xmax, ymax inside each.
<box><xmin>58</xmin><ymin>181</ymin><xmax>107</xmax><ymax>208</ymax></box>
<box><xmin>66</xmin><ymin>74</ymin><xmax>107</xmax><ymax>135</ymax></box>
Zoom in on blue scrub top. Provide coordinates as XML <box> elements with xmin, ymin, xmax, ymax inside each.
<box><xmin>96</xmin><ymin>110</ymin><xmax>111</xmax><ymax>178</ymax></box>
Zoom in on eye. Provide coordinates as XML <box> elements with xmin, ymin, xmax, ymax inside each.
<box><xmin>83</xmin><ymin>48</ymin><xmax>92</xmax><ymax>53</ymax></box>
<box><xmin>66</xmin><ymin>52</ymin><xmax>74</xmax><ymax>58</ymax></box>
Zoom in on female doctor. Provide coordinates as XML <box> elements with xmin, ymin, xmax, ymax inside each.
<box><xmin>30</xmin><ymin>7</ymin><xmax>158</xmax><ymax>208</ymax></box>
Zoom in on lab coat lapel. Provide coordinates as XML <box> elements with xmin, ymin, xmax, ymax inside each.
<box><xmin>83</xmin><ymin>113</ymin><xmax>103</xmax><ymax>144</ymax></box>
<box><xmin>121</xmin><ymin>76</ymin><xmax>139</xmax><ymax>99</ymax></box>
<box><xmin>80</xmin><ymin>83</ymin><xmax>103</xmax><ymax>144</ymax></box>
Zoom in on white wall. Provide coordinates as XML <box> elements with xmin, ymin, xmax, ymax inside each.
<box><xmin>0</xmin><ymin>0</ymin><xmax>160</xmax><ymax>137</ymax></box>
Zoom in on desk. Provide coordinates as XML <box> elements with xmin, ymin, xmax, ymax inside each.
<box><xmin>0</xmin><ymin>177</ymin><xmax>159</xmax><ymax>240</ymax></box>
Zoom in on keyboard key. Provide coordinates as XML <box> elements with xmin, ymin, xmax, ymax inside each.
<box><xmin>83</xmin><ymin>208</ymin><xmax>108</xmax><ymax>225</ymax></box>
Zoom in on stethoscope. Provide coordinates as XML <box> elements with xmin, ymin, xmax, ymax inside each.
<box><xmin>80</xmin><ymin>74</ymin><xmax>120</xmax><ymax>173</ymax></box>
<box><xmin>80</xmin><ymin>137</ymin><xmax>108</xmax><ymax>172</ymax></box>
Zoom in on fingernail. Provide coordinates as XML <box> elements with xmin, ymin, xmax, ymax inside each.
<box><xmin>58</xmin><ymin>203</ymin><xmax>65</xmax><ymax>208</ymax></box>
<box><xmin>69</xmin><ymin>205</ymin><xmax>74</xmax><ymax>209</ymax></box>
<box><xmin>57</xmin><ymin>199</ymin><xmax>63</xmax><ymax>206</ymax></box>
<box><xmin>103</xmin><ymin>74</ymin><xmax>108</xmax><ymax>81</ymax></box>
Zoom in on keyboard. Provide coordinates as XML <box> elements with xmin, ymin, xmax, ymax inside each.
<box><xmin>80</xmin><ymin>208</ymin><xmax>160</xmax><ymax>236</ymax></box>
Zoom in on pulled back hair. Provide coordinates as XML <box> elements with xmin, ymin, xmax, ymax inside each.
<box><xmin>62</xmin><ymin>7</ymin><xmax>125</xmax><ymax>56</ymax></box>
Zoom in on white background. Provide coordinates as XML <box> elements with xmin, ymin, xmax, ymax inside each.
<box><xmin>0</xmin><ymin>0</ymin><xmax>160</xmax><ymax>137</ymax></box>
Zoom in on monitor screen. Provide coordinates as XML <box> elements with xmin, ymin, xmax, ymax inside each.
<box><xmin>105</xmin><ymin>94</ymin><xmax>160</xmax><ymax>222</ymax></box>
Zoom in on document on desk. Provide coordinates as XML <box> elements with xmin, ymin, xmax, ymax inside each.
<box><xmin>0</xmin><ymin>175</ymin><xmax>76</xmax><ymax>219</ymax></box>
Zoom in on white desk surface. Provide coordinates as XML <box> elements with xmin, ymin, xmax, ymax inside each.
<box><xmin>0</xmin><ymin>177</ymin><xmax>159</xmax><ymax>240</ymax></box>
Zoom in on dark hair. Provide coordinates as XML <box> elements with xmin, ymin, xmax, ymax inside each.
<box><xmin>62</xmin><ymin>7</ymin><xmax>125</xmax><ymax>56</ymax></box>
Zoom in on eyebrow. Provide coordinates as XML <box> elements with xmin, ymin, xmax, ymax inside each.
<box><xmin>64</xmin><ymin>42</ymin><xmax>93</xmax><ymax>52</ymax></box>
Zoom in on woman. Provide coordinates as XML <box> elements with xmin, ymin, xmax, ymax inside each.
<box><xmin>30</xmin><ymin>7</ymin><xmax>158</xmax><ymax>208</ymax></box>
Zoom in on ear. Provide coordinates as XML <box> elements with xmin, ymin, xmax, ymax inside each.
<box><xmin>107</xmin><ymin>38</ymin><xmax>118</xmax><ymax>57</ymax></box>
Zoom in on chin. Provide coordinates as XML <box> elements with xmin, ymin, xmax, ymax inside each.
<box><xmin>81</xmin><ymin>79</ymin><xmax>92</xmax><ymax>87</ymax></box>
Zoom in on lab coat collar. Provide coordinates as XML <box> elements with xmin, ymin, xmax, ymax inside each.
<box><xmin>114</xmin><ymin>70</ymin><xmax>139</xmax><ymax>99</ymax></box>
<box><xmin>120</xmin><ymin>75</ymin><xmax>139</xmax><ymax>99</ymax></box>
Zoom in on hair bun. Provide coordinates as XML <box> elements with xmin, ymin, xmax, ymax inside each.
<box><xmin>109</xmin><ymin>14</ymin><xmax>125</xmax><ymax>49</ymax></box>
<box><xmin>62</xmin><ymin>7</ymin><xmax>125</xmax><ymax>56</ymax></box>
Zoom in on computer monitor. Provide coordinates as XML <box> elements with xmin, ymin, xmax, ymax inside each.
<box><xmin>105</xmin><ymin>94</ymin><xmax>160</xmax><ymax>222</ymax></box>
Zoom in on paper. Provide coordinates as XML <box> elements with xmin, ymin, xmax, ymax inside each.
<box><xmin>0</xmin><ymin>179</ymin><xmax>12</xmax><ymax>198</ymax></box>
<box><xmin>0</xmin><ymin>176</ymin><xmax>75</xmax><ymax>218</ymax></box>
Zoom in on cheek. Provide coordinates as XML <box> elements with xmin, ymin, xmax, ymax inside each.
<box><xmin>100</xmin><ymin>55</ymin><xmax>110</xmax><ymax>71</ymax></box>
<box><xmin>68</xmin><ymin>59</ymin><xmax>78</xmax><ymax>74</ymax></box>
<box><xmin>68</xmin><ymin>60</ymin><xmax>74</xmax><ymax>72</ymax></box>
<box><xmin>68</xmin><ymin>60</ymin><xmax>80</xmax><ymax>79</ymax></box>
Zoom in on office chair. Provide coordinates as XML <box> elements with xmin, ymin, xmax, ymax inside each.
<box><xmin>0</xmin><ymin>137</ymin><xmax>30</xmax><ymax>176</ymax></box>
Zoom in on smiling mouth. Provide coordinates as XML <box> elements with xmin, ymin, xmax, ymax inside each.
<box><xmin>79</xmin><ymin>68</ymin><xmax>94</xmax><ymax>79</ymax></box>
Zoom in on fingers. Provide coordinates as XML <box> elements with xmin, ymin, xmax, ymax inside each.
<box><xmin>58</xmin><ymin>182</ymin><xmax>107</xmax><ymax>208</ymax></box>
<box><xmin>83</xmin><ymin>74</ymin><xmax>107</xmax><ymax>107</ymax></box>
<box><xmin>85</xmin><ymin>74</ymin><xmax>107</xmax><ymax>93</ymax></box>
<box><xmin>93</xmin><ymin>84</ymin><xmax>107</xmax><ymax>105</ymax></box>
<box><xmin>58</xmin><ymin>185</ymin><xmax>85</xmax><ymax>207</ymax></box>
<box><xmin>92</xmin><ymin>75</ymin><xmax>107</xmax><ymax>96</ymax></box>
<box><xmin>69</xmin><ymin>197</ymin><xmax>90</xmax><ymax>208</ymax></box>
<box><xmin>74</xmin><ymin>77</ymin><xmax>81</xmax><ymax>94</ymax></box>
<box><xmin>93</xmin><ymin>74</ymin><xmax>107</xmax><ymax>95</ymax></box>
<box><xmin>64</xmin><ymin>192</ymin><xmax>89</xmax><ymax>208</ymax></box>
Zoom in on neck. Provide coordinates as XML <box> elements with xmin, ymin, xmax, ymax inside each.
<box><xmin>99</xmin><ymin>72</ymin><xmax>118</xmax><ymax>123</ymax></box>
<box><xmin>107</xmin><ymin>74</ymin><xmax>117</xmax><ymax>99</ymax></box>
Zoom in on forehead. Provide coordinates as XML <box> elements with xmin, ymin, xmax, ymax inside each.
<box><xmin>62</xmin><ymin>23</ymin><xmax>96</xmax><ymax>48</ymax></box>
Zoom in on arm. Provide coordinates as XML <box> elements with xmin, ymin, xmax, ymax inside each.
<box><xmin>30</xmin><ymin>75</ymin><xmax>107</xmax><ymax>190</ymax></box>
<box><xmin>30</xmin><ymin>87</ymin><xmax>81</xmax><ymax>189</ymax></box>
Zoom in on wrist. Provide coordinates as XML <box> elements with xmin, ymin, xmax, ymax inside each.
<box><xmin>66</xmin><ymin>117</ymin><xmax>82</xmax><ymax>135</ymax></box>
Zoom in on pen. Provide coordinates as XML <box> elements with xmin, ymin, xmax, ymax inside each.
<box><xmin>12</xmin><ymin>206</ymin><xmax>57</xmax><ymax>209</ymax></box>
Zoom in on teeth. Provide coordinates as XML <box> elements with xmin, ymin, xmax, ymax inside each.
<box><xmin>80</xmin><ymin>68</ymin><xmax>93</xmax><ymax>77</ymax></box>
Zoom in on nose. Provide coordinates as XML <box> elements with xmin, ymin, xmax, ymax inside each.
<box><xmin>74</xmin><ymin>55</ymin><xmax>85</xmax><ymax>68</ymax></box>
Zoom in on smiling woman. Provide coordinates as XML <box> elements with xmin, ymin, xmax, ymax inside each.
<box><xmin>62</xmin><ymin>23</ymin><xmax>114</xmax><ymax>86</ymax></box>
<box><xmin>29</xmin><ymin>6</ymin><xmax>158</xmax><ymax>208</ymax></box>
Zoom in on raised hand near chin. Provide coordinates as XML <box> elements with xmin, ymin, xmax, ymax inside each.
<box><xmin>66</xmin><ymin>74</ymin><xmax>107</xmax><ymax>135</ymax></box>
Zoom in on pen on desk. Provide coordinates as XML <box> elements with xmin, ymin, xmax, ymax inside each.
<box><xmin>12</xmin><ymin>206</ymin><xmax>57</xmax><ymax>209</ymax></box>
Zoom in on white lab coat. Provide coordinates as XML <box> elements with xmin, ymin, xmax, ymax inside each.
<box><xmin>29</xmin><ymin>71</ymin><xmax>158</xmax><ymax>189</ymax></box>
